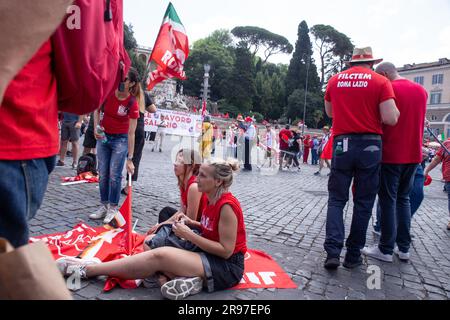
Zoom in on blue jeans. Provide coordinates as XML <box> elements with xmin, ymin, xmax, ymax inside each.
<box><xmin>311</xmin><ymin>149</ymin><xmax>318</xmax><ymax>165</ymax></box>
<box><xmin>446</xmin><ymin>182</ymin><xmax>450</xmax><ymax>216</ymax></box>
<box><xmin>0</xmin><ymin>156</ymin><xmax>56</xmax><ymax>247</ymax></box>
<box><xmin>374</xmin><ymin>164</ymin><xmax>425</xmax><ymax>231</ymax></box>
<box><xmin>97</xmin><ymin>134</ymin><xmax>128</xmax><ymax>206</ymax></box>
<box><xmin>324</xmin><ymin>135</ymin><xmax>382</xmax><ymax>262</ymax></box>
<box><xmin>378</xmin><ymin>164</ymin><xmax>418</xmax><ymax>255</ymax></box>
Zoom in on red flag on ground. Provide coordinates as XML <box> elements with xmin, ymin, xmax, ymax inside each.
<box><xmin>233</xmin><ymin>250</ymin><xmax>297</xmax><ymax>289</ymax></box>
<box><xmin>112</xmin><ymin>180</ymin><xmax>133</xmax><ymax>255</ymax></box>
<box><xmin>146</xmin><ymin>2</ymin><xmax>189</xmax><ymax>90</ymax></box>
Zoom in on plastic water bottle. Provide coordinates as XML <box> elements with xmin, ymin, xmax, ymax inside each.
<box><xmin>96</xmin><ymin>125</ymin><xmax>107</xmax><ymax>144</ymax></box>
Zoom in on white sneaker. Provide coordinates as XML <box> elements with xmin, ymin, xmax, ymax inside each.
<box><xmin>103</xmin><ymin>206</ymin><xmax>118</xmax><ymax>224</ymax></box>
<box><xmin>394</xmin><ymin>248</ymin><xmax>410</xmax><ymax>261</ymax></box>
<box><xmin>56</xmin><ymin>257</ymin><xmax>98</xmax><ymax>278</ymax></box>
<box><xmin>89</xmin><ymin>205</ymin><xmax>108</xmax><ymax>220</ymax></box>
<box><xmin>160</xmin><ymin>277</ymin><xmax>203</xmax><ymax>300</ymax></box>
<box><xmin>361</xmin><ymin>246</ymin><xmax>393</xmax><ymax>263</ymax></box>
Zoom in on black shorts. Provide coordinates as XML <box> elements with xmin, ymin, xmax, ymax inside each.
<box><xmin>199</xmin><ymin>252</ymin><xmax>244</xmax><ymax>292</ymax></box>
<box><xmin>83</xmin><ymin>129</ymin><xmax>97</xmax><ymax>149</ymax></box>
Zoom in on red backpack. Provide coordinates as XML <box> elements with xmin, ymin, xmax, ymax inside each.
<box><xmin>52</xmin><ymin>0</ymin><xmax>130</xmax><ymax>115</ymax></box>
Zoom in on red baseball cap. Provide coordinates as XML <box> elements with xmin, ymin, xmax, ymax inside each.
<box><xmin>424</xmin><ymin>175</ymin><xmax>432</xmax><ymax>186</ymax></box>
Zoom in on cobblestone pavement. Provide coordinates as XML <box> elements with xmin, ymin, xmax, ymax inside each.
<box><xmin>31</xmin><ymin>136</ymin><xmax>450</xmax><ymax>300</ymax></box>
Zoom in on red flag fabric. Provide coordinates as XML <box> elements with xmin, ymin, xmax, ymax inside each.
<box><xmin>201</xmin><ymin>100</ymin><xmax>207</xmax><ymax>118</ymax></box>
<box><xmin>146</xmin><ymin>3</ymin><xmax>189</xmax><ymax>90</ymax></box>
<box><xmin>61</xmin><ymin>172</ymin><xmax>99</xmax><ymax>184</ymax></box>
<box><xmin>30</xmin><ymin>188</ymin><xmax>146</xmax><ymax>291</ymax></box>
<box><xmin>233</xmin><ymin>250</ymin><xmax>297</xmax><ymax>289</ymax></box>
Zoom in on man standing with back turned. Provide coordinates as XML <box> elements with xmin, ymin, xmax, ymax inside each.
<box><xmin>323</xmin><ymin>47</ymin><xmax>400</xmax><ymax>269</ymax></box>
<box><xmin>362</xmin><ymin>62</ymin><xmax>427</xmax><ymax>262</ymax></box>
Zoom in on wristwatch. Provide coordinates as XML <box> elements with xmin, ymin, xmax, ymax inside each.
<box><xmin>127</xmin><ymin>156</ymin><xmax>133</xmax><ymax>161</ymax></box>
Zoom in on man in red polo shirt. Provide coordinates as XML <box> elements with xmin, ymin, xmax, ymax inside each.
<box><xmin>362</xmin><ymin>62</ymin><xmax>427</xmax><ymax>263</ymax></box>
<box><xmin>323</xmin><ymin>47</ymin><xmax>400</xmax><ymax>270</ymax></box>
<box><xmin>279</xmin><ymin>125</ymin><xmax>293</xmax><ymax>170</ymax></box>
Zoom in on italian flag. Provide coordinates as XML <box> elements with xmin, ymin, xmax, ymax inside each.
<box><xmin>146</xmin><ymin>2</ymin><xmax>189</xmax><ymax>90</ymax></box>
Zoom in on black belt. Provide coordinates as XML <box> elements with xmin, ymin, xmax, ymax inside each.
<box><xmin>105</xmin><ymin>132</ymin><xmax>128</xmax><ymax>137</ymax></box>
<box><xmin>335</xmin><ymin>133</ymin><xmax>381</xmax><ymax>141</ymax></box>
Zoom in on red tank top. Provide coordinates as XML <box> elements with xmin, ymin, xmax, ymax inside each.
<box><xmin>180</xmin><ymin>175</ymin><xmax>207</xmax><ymax>221</ymax></box>
<box><xmin>200</xmin><ymin>193</ymin><xmax>247</xmax><ymax>255</ymax></box>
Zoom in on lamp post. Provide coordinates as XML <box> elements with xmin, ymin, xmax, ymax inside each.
<box><xmin>202</xmin><ymin>64</ymin><xmax>211</xmax><ymax>107</ymax></box>
<box><xmin>302</xmin><ymin>55</ymin><xmax>310</xmax><ymax>136</ymax></box>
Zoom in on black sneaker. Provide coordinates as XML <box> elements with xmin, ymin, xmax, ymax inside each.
<box><xmin>343</xmin><ymin>256</ymin><xmax>363</xmax><ymax>269</ymax></box>
<box><xmin>324</xmin><ymin>257</ymin><xmax>340</xmax><ymax>270</ymax></box>
<box><xmin>314</xmin><ymin>171</ymin><xmax>320</xmax><ymax>176</ymax></box>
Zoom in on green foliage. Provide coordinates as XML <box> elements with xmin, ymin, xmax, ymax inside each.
<box><xmin>124</xmin><ymin>23</ymin><xmax>138</xmax><ymax>51</ymax></box>
<box><xmin>248</xmin><ymin>112</ymin><xmax>264</xmax><ymax>123</ymax></box>
<box><xmin>311</xmin><ymin>24</ymin><xmax>354</xmax><ymax>87</ymax></box>
<box><xmin>285</xmin><ymin>21</ymin><xmax>321</xmax><ymax>100</ymax></box>
<box><xmin>286</xmin><ymin>89</ymin><xmax>324</xmax><ymax>128</ymax></box>
<box><xmin>223</xmin><ymin>46</ymin><xmax>256</xmax><ymax>113</ymax></box>
<box><xmin>124</xmin><ymin>23</ymin><xmax>147</xmax><ymax>84</ymax></box>
<box><xmin>253</xmin><ymin>66</ymin><xmax>287</xmax><ymax>120</ymax></box>
<box><xmin>183</xmin><ymin>30</ymin><xmax>235</xmax><ymax>101</ymax></box>
<box><xmin>217</xmin><ymin>100</ymin><xmax>241</xmax><ymax>118</ymax></box>
<box><xmin>231</xmin><ymin>26</ymin><xmax>293</xmax><ymax>63</ymax></box>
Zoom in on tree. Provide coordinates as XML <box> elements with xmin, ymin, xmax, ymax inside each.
<box><xmin>231</xmin><ymin>26</ymin><xmax>293</xmax><ymax>63</ymax></box>
<box><xmin>183</xmin><ymin>30</ymin><xmax>235</xmax><ymax>101</ymax></box>
<box><xmin>123</xmin><ymin>23</ymin><xmax>147</xmax><ymax>84</ymax></box>
<box><xmin>223</xmin><ymin>46</ymin><xmax>256</xmax><ymax>113</ymax></box>
<box><xmin>286</xmin><ymin>89</ymin><xmax>324</xmax><ymax>128</ymax></box>
<box><xmin>311</xmin><ymin>24</ymin><xmax>354</xmax><ymax>88</ymax></box>
<box><xmin>253</xmin><ymin>64</ymin><xmax>287</xmax><ymax>120</ymax></box>
<box><xmin>285</xmin><ymin>21</ymin><xmax>321</xmax><ymax>101</ymax></box>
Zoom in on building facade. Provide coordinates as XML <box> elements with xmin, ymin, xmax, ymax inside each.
<box><xmin>398</xmin><ymin>58</ymin><xmax>450</xmax><ymax>139</ymax></box>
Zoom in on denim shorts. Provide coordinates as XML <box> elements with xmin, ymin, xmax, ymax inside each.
<box><xmin>199</xmin><ymin>252</ymin><xmax>245</xmax><ymax>292</ymax></box>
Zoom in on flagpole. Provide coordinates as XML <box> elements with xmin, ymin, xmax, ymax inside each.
<box><xmin>127</xmin><ymin>173</ymin><xmax>133</xmax><ymax>255</ymax></box>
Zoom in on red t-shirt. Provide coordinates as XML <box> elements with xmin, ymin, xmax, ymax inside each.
<box><xmin>0</xmin><ymin>40</ymin><xmax>59</xmax><ymax>160</ymax></box>
<box><xmin>200</xmin><ymin>193</ymin><xmax>247</xmax><ymax>255</ymax></box>
<box><xmin>279</xmin><ymin>129</ymin><xmax>293</xmax><ymax>150</ymax></box>
<box><xmin>437</xmin><ymin>140</ymin><xmax>450</xmax><ymax>182</ymax></box>
<box><xmin>101</xmin><ymin>94</ymin><xmax>139</xmax><ymax>134</ymax></box>
<box><xmin>325</xmin><ymin>66</ymin><xmax>396</xmax><ymax>136</ymax></box>
<box><xmin>382</xmin><ymin>79</ymin><xmax>428</xmax><ymax>164</ymax></box>
<box><xmin>180</xmin><ymin>175</ymin><xmax>208</xmax><ymax>222</ymax></box>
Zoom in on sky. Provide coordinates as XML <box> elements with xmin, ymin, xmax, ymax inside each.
<box><xmin>124</xmin><ymin>0</ymin><xmax>450</xmax><ymax>68</ymax></box>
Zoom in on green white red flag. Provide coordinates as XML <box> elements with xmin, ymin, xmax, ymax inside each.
<box><xmin>146</xmin><ymin>2</ymin><xmax>189</xmax><ymax>90</ymax></box>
